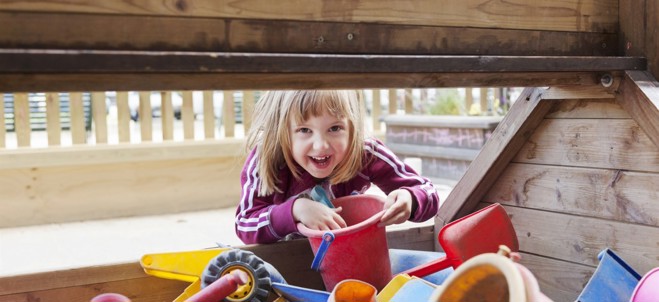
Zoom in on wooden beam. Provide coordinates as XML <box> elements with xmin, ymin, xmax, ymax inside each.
<box><xmin>436</xmin><ymin>88</ymin><xmax>554</xmax><ymax>225</ymax></box>
<box><xmin>616</xmin><ymin>70</ymin><xmax>659</xmax><ymax>148</ymax></box>
<box><xmin>0</xmin><ymin>0</ymin><xmax>618</xmax><ymax>33</ymax></box>
<box><xmin>0</xmin><ymin>50</ymin><xmax>645</xmax><ymax>74</ymax></box>
<box><xmin>0</xmin><ymin>71</ymin><xmax>623</xmax><ymax>92</ymax></box>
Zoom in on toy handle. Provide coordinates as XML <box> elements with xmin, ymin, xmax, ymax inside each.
<box><xmin>399</xmin><ymin>256</ymin><xmax>451</xmax><ymax>278</ymax></box>
<box><xmin>311</xmin><ymin>232</ymin><xmax>335</xmax><ymax>271</ymax></box>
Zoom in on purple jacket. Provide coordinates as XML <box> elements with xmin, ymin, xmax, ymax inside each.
<box><xmin>235</xmin><ymin>138</ymin><xmax>439</xmax><ymax>244</ymax></box>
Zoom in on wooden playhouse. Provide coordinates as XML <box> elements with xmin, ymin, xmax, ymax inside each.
<box><xmin>0</xmin><ymin>1</ymin><xmax>658</xmax><ymax>301</ymax></box>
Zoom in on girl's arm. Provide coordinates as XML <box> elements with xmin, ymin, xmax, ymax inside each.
<box><xmin>365</xmin><ymin>139</ymin><xmax>440</xmax><ymax>222</ymax></box>
<box><xmin>234</xmin><ymin>152</ymin><xmax>298</xmax><ymax>244</ymax></box>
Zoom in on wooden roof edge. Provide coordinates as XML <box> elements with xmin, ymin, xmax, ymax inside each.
<box><xmin>436</xmin><ymin>87</ymin><xmax>555</xmax><ymax>226</ymax></box>
<box><xmin>0</xmin><ymin>50</ymin><xmax>646</xmax><ymax>74</ymax></box>
<box><xmin>616</xmin><ymin>70</ymin><xmax>659</xmax><ymax>148</ymax></box>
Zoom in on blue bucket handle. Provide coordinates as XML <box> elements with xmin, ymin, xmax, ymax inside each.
<box><xmin>311</xmin><ymin>232</ymin><xmax>335</xmax><ymax>271</ymax></box>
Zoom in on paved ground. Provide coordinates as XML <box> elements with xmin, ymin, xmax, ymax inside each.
<box><xmin>0</xmin><ymin>184</ymin><xmax>451</xmax><ymax>277</ymax></box>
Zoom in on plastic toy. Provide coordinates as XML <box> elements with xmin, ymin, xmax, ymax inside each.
<box><xmin>377</xmin><ymin>275</ymin><xmax>437</xmax><ymax>302</ymax></box>
<box><xmin>271</xmin><ymin>282</ymin><xmax>331</xmax><ymax>302</ymax></box>
<box><xmin>401</xmin><ymin>203</ymin><xmax>519</xmax><ymax>278</ymax></box>
<box><xmin>429</xmin><ymin>245</ymin><xmax>552</xmax><ymax>302</ymax></box>
<box><xmin>297</xmin><ymin>194</ymin><xmax>392</xmax><ymax>291</ymax></box>
<box><xmin>140</xmin><ymin>247</ymin><xmax>284</xmax><ymax>302</ymax></box>
<box><xmin>630</xmin><ymin>267</ymin><xmax>659</xmax><ymax>302</ymax></box>
<box><xmin>577</xmin><ymin>248</ymin><xmax>641</xmax><ymax>302</ymax></box>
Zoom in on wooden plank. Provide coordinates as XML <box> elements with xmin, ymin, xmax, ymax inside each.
<box><xmin>91</xmin><ymin>92</ymin><xmax>107</xmax><ymax>144</ymax></box>
<box><xmin>68</xmin><ymin>92</ymin><xmax>86</xmax><ymax>144</ymax></box>
<box><xmin>436</xmin><ymin>88</ymin><xmax>554</xmax><ymax>225</ymax></box>
<box><xmin>0</xmin><ymin>50</ymin><xmax>645</xmax><ymax>74</ymax></box>
<box><xmin>372</xmin><ymin>89</ymin><xmax>382</xmax><ymax>132</ymax></box>
<box><xmin>45</xmin><ymin>92</ymin><xmax>60</xmax><ymax>146</ymax></box>
<box><xmin>0</xmin><ymin>156</ymin><xmax>243</xmax><ymax>228</ymax></box>
<box><xmin>546</xmin><ymin>99</ymin><xmax>629</xmax><ymax>119</ymax></box>
<box><xmin>499</xmin><ymin>203</ymin><xmax>659</xmax><ymax>276</ymax></box>
<box><xmin>138</xmin><ymin>91</ymin><xmax>152</xmax><ymax>142</ymax></box>
<box><xmin>160</xmin><ymin>91</ymin><xmax>174</xmax><ymax>141</ymax></box>
<box><xmin>647</xmin><ymin>0</ymin><xmax>659</xmax><ymax>79</ymax></box>
<box><xmin>202</xmin><ymin>91</ymin><xmax>215</xmax><ymax>139</ymax></box>
<box><xmin>513</xmin><ymin>119</ymin><xmax>659</xmax><ymax>172</ymax></box>
<box><xmin>0</xmin><ymin>226</ymin><xmax>432</xmax><ymax>298</ymax></box>
<box><xmin>181</xmin><ymin>91</ymin><xmax>194</xmax><ymax>140</ymax></box>
<box><xmin>517</xmin><ymin>252</ymin><xmax>595</xmax><ymax>302</ymax></box>
<box><xmin>541</xmin><ymin>84</ymin><xmax>618</xmax><ymax>100</ymax></box>
<box><xmin>616</xmin><ymin>71</ymin><xmax>659</xmax><ymax>148</ymax></box>
<box><xmin>485</xmin><ymin>163</ymin><xmax>659</xmax><ymax>226</ymax></box>
<box><xmin>0</xmin><ymin>12</ymin><xmax>619</xmax><ymax>56</ymax></box>
<box><xmin>242</xmin><ymin>91</ymin><xmax>255</xmax><ymax>135</ymax></box>
<box><xmin>403</xmin><ymin>88</ymin><xmax>413</xmax><ymax>113</ymax></box>
<box><xmin>116</xmin><ymin>91</ymin><xmax>131</xmax><ymax>143</ymax></box>
<box><xmin>0</xmin><ymin>98</ymin><xmax>4</xmax><ymax>148</ymax></box>
<box><xmin>618</xmin><ymin>0</ymin><xmax>646</xmax><ymax>58</ymax></box>
<box><xmin>0</xmin><ymin>0</ymin><xmax>618</xmax><ymax>33</ymax></box>
<box><xmin>0</xmin><ymin>139</ymin><xmax>245</xmax><ymax>169</ymax></box>
<box><xmin>388</xmin><ymin>89</ymin><xmax>397</xmax><ymax>114</ymax></box>
<box><xmin>0</xmin><ymin>71</ymin><xmax>617</xmax><ymax>92</ymax></box>
<box><xmin>13</xmin><ymin>93</ymin><xmax>30</xmax><ymax>147</ymax></box>
<box><xmin>222</xmin><ymin>91</ymin><xmax>235</xmax><ymax>138</ymax></box>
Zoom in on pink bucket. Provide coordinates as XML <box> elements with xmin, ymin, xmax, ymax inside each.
<box><xmin>297</xmin><ymin>195</ymin><xmax>392</xmax><ymax>291</ymax></box>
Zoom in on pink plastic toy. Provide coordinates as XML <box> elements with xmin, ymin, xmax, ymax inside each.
<box><xmin>630</xmin><ymin>267</ymin><xmax>659</xmax><ymax>302</ymax></box>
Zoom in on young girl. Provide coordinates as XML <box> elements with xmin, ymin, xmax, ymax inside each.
<box><xmin>235</xmin><ymin>90</ymin><xmax>439</xmax><ymax>244</ymax></box>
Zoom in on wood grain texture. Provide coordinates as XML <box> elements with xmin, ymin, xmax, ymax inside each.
<box><xmin>0</xmin><ymin>50</ymin><xmax>643</xmax><ymax>73</ymax></box>
<box><xmin>0</xmin><ymin>12</ymin><xmax>619</xmax><ymax>56</ymax></box>
<box><xmin>13</xmin><ymin>93</ymin><xmax>31</xmax><ymax>147</ymax></box>
<box><xmin>45</xmin><ymin>92</ymin><xmax>60</xmax><ymax>146</ymax></box>
<box><xmin>202</xmin><ymin>91</ymin><xmax>215</xmax><ymax>139</ymax></box>
<box><xmin>116</xmin><ymin>92</ymin><xmax>131</xmax><ymax>143</ymax></box>
<box><xmin>517</xmin><ymin>252</ymin><xmax>595</xmax><ymax>302</ymax></box>
<box><xmin>0</xmin><ymin>140</ymin><xmax>246</xmax><ymax>227</ymax></box>
<box><xmin>0</xmin><ymin>0</ymin><xmax>618</xmax><ymax>33</ymax></box>
<box><xmin>546</xmin><ymin>99</ymin><xmax>629</xmax><ymax>119</ymax></box>
<box><xmin>69</xmin><ymin>92</ymin><xmax>86</xmax><ymax>144</ymax></box>
<box><xmin>514</xmin><ymin>118</ymin><xmax>659</xmax><ymax>172</ymax></box>
<box><xmin>161</xmin><ymin>91</ymin><xmax>174</xmax><ymax>141</ymax></box>
<box><xmin>436</xmin><ymin>88</ymin><xmax>553</xmax><ymax>225</ymax></box>
<box><xmin>485</xmin><ymin>163</ymin><xmax>659</xmax><ymax>226</ymax></box>
<box><xmin>0</xmin><ymin>226</ymin><xmax>434</xmax><ymax>299</ymax></box>
<box><xmin>0</xmin><ymin>72</ymin><xmax>613</xmax><ymax>92</ymax></box>
<box><xmin>91</xmin><ymin>92</ymin><xmax>107</xmax><ymax>144</ymax></box>
<box><xmin>616</xmin><ymin>71</ymin><xmax>659</xmax><ymax>148</ymax></box>
<box><xmin>499</xmin><ymin>203</ymin><xmax>659</xmax><ymax>276</ymax></box>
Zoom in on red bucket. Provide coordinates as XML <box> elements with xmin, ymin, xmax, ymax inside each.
<box><xmin>297</xmin><ymin>194</ymin><xmax>392</xmax><ymax>291</ymax></box>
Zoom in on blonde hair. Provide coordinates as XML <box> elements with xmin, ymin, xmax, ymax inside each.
<box><xmin>245</xmin><ymin>90</ymin><xmax>365</xmax><ymax>196</ymax></box>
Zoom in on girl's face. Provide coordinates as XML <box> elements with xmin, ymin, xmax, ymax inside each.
<box><xmin>289</xmin><ymin>111</ymin><xmax>350</xmax><ymax>179</ymax></box>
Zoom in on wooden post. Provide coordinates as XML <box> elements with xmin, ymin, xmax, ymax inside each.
<box><xmin>372</xmin><ymin>89</ymin><xmax>382</xmax><ymax>132</ymax></box>
<box><xmin>91</xmin><ymin>92</ymin><xmax>107</xmax><ymax>144</ymax></box>
<box><xmin>116</xmin><ymin>91</ymin><xmax>131</xmax><ymax>143</ymax></box>
<box><xmin>465</xmin><ymin>88</ymin><xmax>473</xmax><ymax>113</ymax></box>
<box><xmin>69</xmin><ymin>92</ymin><xmax>86</xmax><ymax>144</ymax></box>
<box><xmin>161</xmin><ymin>91</ymin><xmax>174</xmax><ymax>141</ymax></box>
<box><xmin>479</xmin><ymin>87</ymin><xmax>489</xmax><ymax>115</ymax></box>
<box><xmin>388</xmin><ymin>89</ymin><xmax>397</xmax><ymax>115</ymax></box>
<box><xmin>14</xmin><ymin>93</ymin><xmax>30</xmax><ymax>147</ymax></box>
<box><xmin>404</xmin><ymin>88</ymin><xmax>413</xmax><ymax>114</ymax></box>
<box><xmin>223</xmin><ymin>91</ymin><xmax>235</xmax><ymax>138</ymax></box>
<box><xmin>0</xmin><ymin>97</ymin><xmax>4</xmax><ymax>148</ymax></box>
<box><xmin>203</xmin><ymin>91</ymin><xmax>215</xmax><ymax>139</ymax></box>
<box><xmin>46</xmin><ymin>92</ymin><xmax>61</xmax><ymax>146</ymax></box>
<box><xmin>242</xmin><ymin>91</ymin><xmax>255</xmax><ymax>134</ymax></box>
<box><xmin>139</xmin><ymin>91</ymin><xmax>152</xmax><ymax>142</ymax></box>
<box><xmin>181</xmin><ymin>91</ymin><xmax>194</xmax><ymax>140</ymax></box>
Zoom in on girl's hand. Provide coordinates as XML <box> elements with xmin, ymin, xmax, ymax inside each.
<box><xmin>293</xmin><ymin>198</ymin><xmax>347</xmax><ymax>230</ymax></box>
<box><xmin>379</xmin><ymin>189</ymin><xmax>413</xmax><ymax>226</ymax></box>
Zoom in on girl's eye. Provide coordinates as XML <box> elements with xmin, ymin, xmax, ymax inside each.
<box><xmin>297</xmin><ymin>127</ymin><xmax>311</xmax><ymax>133</ymax></box>
<box><xmin>329</xmin><ymin>125</ymin><xmax>343</xmax><ymax>132</ymax></box>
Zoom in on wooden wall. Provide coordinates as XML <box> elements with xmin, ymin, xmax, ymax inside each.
<box><xmin>480</xmin><ymin>93</ymin><xmax>659</xmax><ymax>300</ymax></box>
<box><xmin>0</xmin><ymin>140</ymin><xmax>245</xmax><ymax>227</ymax></box>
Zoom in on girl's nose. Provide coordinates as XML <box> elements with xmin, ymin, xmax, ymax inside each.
<box><xmin>312</xmin><ymin>135</ymin><xmax>329</xmax><ymax>150</ymax></box>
